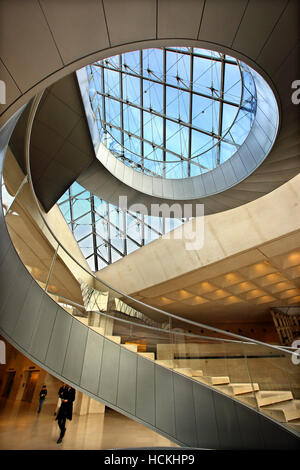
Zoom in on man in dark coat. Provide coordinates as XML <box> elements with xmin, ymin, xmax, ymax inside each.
<box><xmin>56</xmin><ymin>384</ymin><xmax>76</xmax><ymax>444</ymax></box>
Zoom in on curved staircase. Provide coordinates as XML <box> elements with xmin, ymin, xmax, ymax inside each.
<box><xmin>0</xmin><ymin>111</ymin><xmax>300</xmax><ymax>450</ymax></box>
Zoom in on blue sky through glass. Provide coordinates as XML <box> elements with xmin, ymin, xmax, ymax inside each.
<box><xmin>88</xmin><ymin>47</ymin><xmax>255</xmax><ymax>179</ymax></box>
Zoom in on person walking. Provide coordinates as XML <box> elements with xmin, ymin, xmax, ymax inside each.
<box><xmin>56</xmin><ymin>384</ymin><xmax>76</xmax><ymax>444</ymax></box>
<box><xmin>54</xmin><ymin>382</ymin><xmax>67</xmax><ymax>417</ymax></box>
<box><xmin>37</xmin><ymin>385</ymin><xmax>47</xmax><ymax>414</ymax></box>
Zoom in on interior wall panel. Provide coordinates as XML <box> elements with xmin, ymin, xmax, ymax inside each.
<box><xmin>45</xmin><ymin>308</ymin><xmax>72</xmax><ymax>374</ymax></box>
<box><xmin>98</xmin><ymin>338</ymin><xmax>120</xmax><ymax>405</ymax></box>
<box><xmin>39</xmin><ymin>0</ymin><xmax>110</xmax><ymax>64</ymax></box>
<box><xmin>0</xmin><ymin>269</ymin><xmax>32</xmax><ymax>335</ymax></box>
<box><xmin>198</xmin><ymin>0</ymin><xmax>248</xmax><ymax>46</ymax></box>
<box><xmin>193</xmin><ymin>382</ymin><xmax>220</xmax><ymax>449</ymax></box>
<box><xmin>235</xmin><ymin>402</ymin><xmax>266</xmax><ymax>450</ymax></box>
<box><xmin>62</xmin><ymin>319</ymin><xmax>88</xmax><ymax>384</ymax></box>
<box><xmin>136</xmin><ymin>356</ymin><xmax>156</xmax><ymax>426</ymax></box>
<box><xmin>157</xmin><ymin>0</ymin><xmax>205</xmax><ymax>39</ymax></box>
<box><xmin>12</xmin><ymin>280</ymin><xmax>44</xmax><ymax>350</ymax></box>
<box><xmin>173</xmin><ymin>373</ymin><xmax>198</xmax><ymax>447</ymax></box>
<box><xmin>213</xmin><ymin>392</ymin><xmax>243</xmax><ymax>449</ymax></box>
<box><xmin>117</xmin><ymin>349</ymin><xmax>137</xmax><ymax>415</ymax></box>
<box><xmin>80</xmin><ymin>329</ymin><xmax>104</xmax><ymax>395</ymax></box>
<box><xmin>103</xmin><ymin>0</ymin><xmax>156</xmax><ymax>46</ymax></box>
<box><xmin>0</xmin><ymin>0</ymin><xmax>64</xmax><ymax>92</ymax></box>
<box><xmin>155</xmin><ymin>366</ymin><xmax>176</xmax><ymax>437</ymax></box>
<box><xmin>28</xmin><ymin>294</ymin><xmax>58</xmax><ymax>363</ymax></box>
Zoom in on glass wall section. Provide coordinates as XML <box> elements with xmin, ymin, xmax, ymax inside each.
<box><xmin>58</xmin><ymin>182</ymin><xmax>184</xmax><ymax>272</ymax></box>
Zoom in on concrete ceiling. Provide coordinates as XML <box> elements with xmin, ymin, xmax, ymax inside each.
<box><xmin>127</xmin><ymin>230</ymin><xmax>300</xmax><ymax>325</ymax></box>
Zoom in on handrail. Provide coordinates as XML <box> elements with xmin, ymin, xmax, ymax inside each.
<box><xmin>47</xmin><ymin>290</ymin><xmax>266</xmax><ymax>345</ymax></box>
<box><xmin>48</xmin><ymin>289</ymin><xmax>296</xmax><ymax>351</ymax></box>
<box><xmin>20</xmin><ymin>91</ymin><xmax>299</xmax><ymax>358</ymax></box>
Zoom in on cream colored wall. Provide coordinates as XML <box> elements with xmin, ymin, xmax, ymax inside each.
<box><xmin>74</xmin><ymin>391</ymin><xmax>105</xmax><ymax>415</ymax></box>
<box><xmin>96</xmin><ymin>174</ymin><xmax>300</xmax><ymax>295</ymax></box>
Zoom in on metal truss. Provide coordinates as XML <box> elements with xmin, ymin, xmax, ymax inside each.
<box><xmin>58</xmin><ymin>185</ymin><xmax>172</xmax><ymax>272</ymax></box>
<box><xmin>87</xmin><ymin>46</ymin><xmax>245</xmax><ymax>177</ymax></box>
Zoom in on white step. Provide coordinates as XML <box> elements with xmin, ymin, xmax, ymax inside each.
<box><xmin>218</xmin><ymin>383</ymin><xmax>260</xmax><ymax>396</ymax></box>
<box><xmin>191</xmin><ymin>370</ymin><xmax>203</xmax><ymax>377</ymax></box>
<box><xmin>262</xmin><ymin>400</ymin><xmax>300</xmax><ymax>422</ymax></box>
<box><xmin>123</xmin><ymin>344</ymin><xmax>138</xmax><ymax>352</ymax></box>
<box><xmin>90</xmin><ymin>326</ymin><xmax>105</xmax><ymax>335</ymax></box>
<box><xmin>76</xmin><ymin>317</ymin><xmax>89</xmax><ymax>326</ymax></box>
<box><xmin>105</xmin><ymin>335</ymin><xmax>121</xmax><ymax>344</ymax></box>
<box><xmin>240</xmin><ymin>391</ymin><xmax>293</xmax><ymax>407</ymax></box>
<box><xmin>195</xmin><ymin>376</ymin><xmax>230</xmax><ymax>386</ymax></box>
<box><xmin>138</xmin><ymin>352</ymin><xmax>155</xmax><ymax>361</ymax></box>
<box><xmin>155</xmin><ymin>360</ymin><xmax>174</xmax><ymax>369</ymax></box>
<box><xmin>174</xmin><ymin>368</ymin><xmax>193</xmax><ymax>377</ymax></box>
<box><xmin>48</xmin><ymin>293</ymin><xmax>59</xmax><ymax>302</ymax></box>
<box><xmin>286</xmin><ymin>420</ymin><xmax>300</xmax><ymax>433</ymax></box>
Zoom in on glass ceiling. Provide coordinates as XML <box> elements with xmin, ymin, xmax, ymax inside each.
<box><xmin>58</xmin><ymin>47</ymin><xmax>257</xmax><ymax>271</ymax></box>
<box><xmin>58</xmin><ymin>182</ymin><xmax>183</xmax><ymax>272</ymax></box>
<box><xmin>87</xmin><ymin>47</ymin><xmax>256</xmax><ymax>179</ymax></box>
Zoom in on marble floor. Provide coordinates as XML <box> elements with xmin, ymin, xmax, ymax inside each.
<box><xmin>0</xmin><ymin>399</ymin><xmax>177</xmax><ymax>450</ymax></box>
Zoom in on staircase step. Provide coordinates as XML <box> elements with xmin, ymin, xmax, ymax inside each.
<box><xmin>191</xmin><ymin>370</ymin><xmax>203</xmax><ymax>377</ymax></box>
<box><xmin>218</xmin><ymin>383</ymin><xmax>260</xmax><ymax>396</ymax></box>
<box><xmin>174</xmin><ymin>368</ymin><xmax>193</xmax><ymax>377</ymax></box>
<box><xmin>155</xmin><ymin>360</ymin><xmax>174</xmax><ymax>369</ymax></box>
<box><xmin>240</xmin><ymin>391</ymin><xmax>293</xmax><ymax>407</ymax></box>
<box><xmin>262</xmin><ymin>401</ymin><xmax>300</xmax><ymax>422</ymax></box>
<box><xmin>48</xmin><ymin>293</ymin><xmax>59</xmax><ymax>302</ymax></box>
<box><xmin>90</xmin><ymin>326</ymin><xmax>105</xmax><ymax>335</ymax></box>
<box><xmin>138</xmin><ymin>352</ymin><xmax>155</xmax><ymax>361</ymax></box>
<box><xmin>76</xmin><ymin>317</ymin><xmax>89</xmax><ymax>326</ymax></box>
<box><xmin>123</xmin><ymin>344</ymin><xmax>138</xmax><ymax>352</ymax></box>
<box><xmin>105</xmin><ymin>335</ymin><xmax>121</xmax><ymax>344</ymax></box>
<box><xmin>286</xmin><ymin>419</ymin><xmax>300</xmax><ymax>433</ymax></box>
<box><xmin>194</xmin><ymin>376</ymin><xmax>230</xmax><ymax>385</ymax></box>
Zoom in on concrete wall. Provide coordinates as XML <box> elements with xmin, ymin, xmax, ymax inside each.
<box><xmin>96</xmin><ymin>173</ymin><xmax>300</xmax><ymax>296</ymax></box>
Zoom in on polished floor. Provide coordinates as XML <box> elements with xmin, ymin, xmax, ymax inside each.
<box><xmin>0</xmin><ymin>399</ymin><xmax>177</xmax><ymax>450</ymax></box>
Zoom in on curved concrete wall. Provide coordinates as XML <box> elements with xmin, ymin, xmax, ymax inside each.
<box><xmin>0</xmin><ymin>113</ymin><xmax>300</xmax><ymax>449</ymax></box>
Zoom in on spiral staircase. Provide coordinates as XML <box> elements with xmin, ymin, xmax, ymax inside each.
<box><xmin>0</xmin><ymin>108</ymin><xmax>299</xmax><ymax>450</ymax></box>
<box><xmin>0</xmin><ymin>0</ymin><xmax>300</xmax><ymax>450</ymax></box>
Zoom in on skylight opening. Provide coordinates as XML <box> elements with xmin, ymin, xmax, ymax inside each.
<box><xmin>87</xmin><ymin>47</ymin><xmax>256</xmax><ymax>179</ymax></box>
